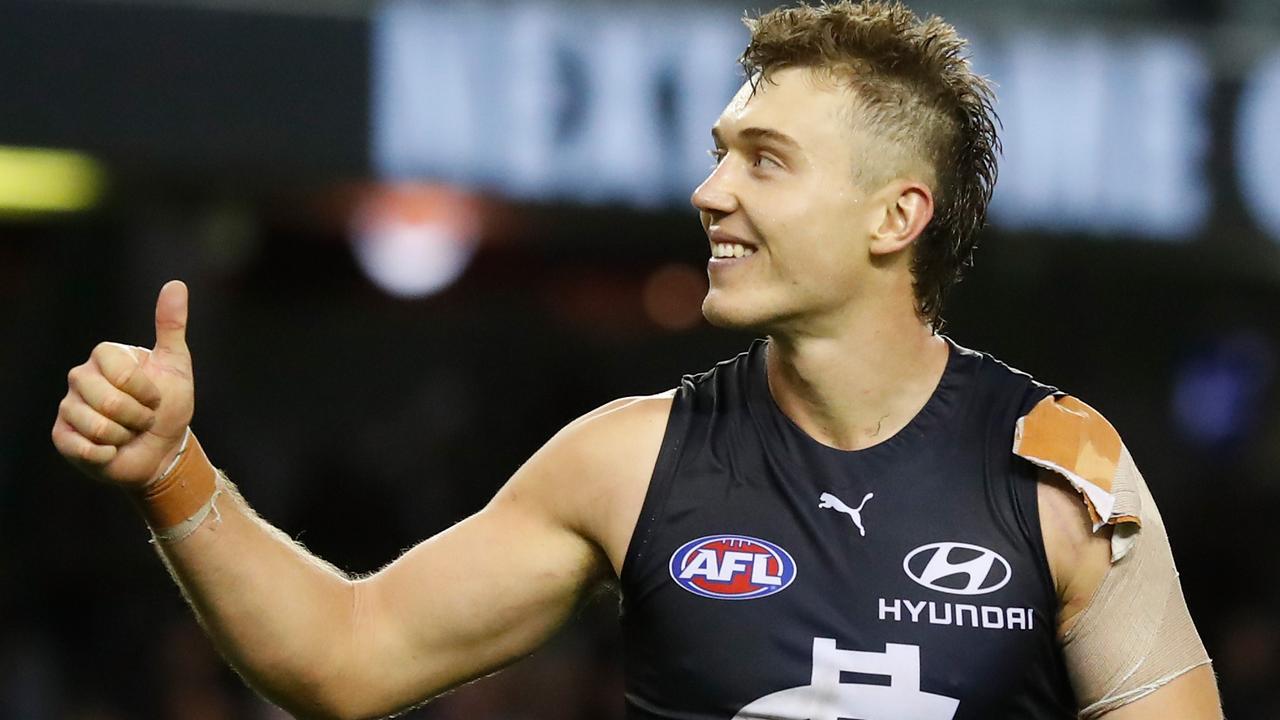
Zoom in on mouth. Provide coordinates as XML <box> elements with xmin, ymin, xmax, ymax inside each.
<box><xmin>711</xmin><ymin>241</ymin><xmax>757</xmax><ymax>259</ymax></box>
<box><xmin>707</xmin><ymin>228</ymin><xmax>759</xmax><ymax>261</ymax></box>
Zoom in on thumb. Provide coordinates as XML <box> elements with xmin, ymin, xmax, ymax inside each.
<box><xmin>152</xmin><ymin>280</ymin><xmax>190</xmax><ymax>357</ymax></box>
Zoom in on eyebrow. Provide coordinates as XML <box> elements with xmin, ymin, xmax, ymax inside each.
<box><xmin>712</xmin><ymin>126</ymin><xmax>802</xmax><ymax>151</ymax></box>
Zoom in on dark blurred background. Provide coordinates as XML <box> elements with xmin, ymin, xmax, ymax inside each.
<box><xmin>2</xmin><ymin>0</ymin><xmax>1279</xmax><ymax>717</ymax></box>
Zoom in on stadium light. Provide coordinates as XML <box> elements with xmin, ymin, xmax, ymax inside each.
<box><xmin>350</xmin><ymin>184</ymin><xmax>482</xmax><ymax>299</ymax></box>
<box><xmin>0</xmin><ymin>145</ymin><xmax>104</xmax><ymax>214</ymax></box>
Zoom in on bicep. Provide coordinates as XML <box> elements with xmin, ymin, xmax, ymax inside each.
<box><xmin>341</xmin><ymin>471</ymin><xmax>609</xmax><ymax>716</ymax></box>
<box><xmin>1038</xmin><ymin>473</ymin><xmax>1218</xmax><ymax>718</ymax></box>
<box><xmin>324</xmin><ymin>394</ymin><xmax>670</xmax><ymax>718</ymax></box>
<box><xmin>360</xmin><ymin>494</ymin><xmax>605</xmax><ymax>708</ymax></box>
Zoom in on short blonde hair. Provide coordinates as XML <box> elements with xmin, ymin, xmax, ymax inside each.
<box><xmin>742</xmin><ymin>1</ymin><xmax>999</xmax><ymax>329</ymax></box>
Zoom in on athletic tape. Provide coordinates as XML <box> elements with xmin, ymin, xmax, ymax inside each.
<box><xmin>132</xmin><ymin>428</ymin><xmax>219</xmax><ymax>534</ymax></box>
<box><xmin>1016</xmin><ymin>395</ymin><xmax>1211</xmax><ymax>715</ymax></box>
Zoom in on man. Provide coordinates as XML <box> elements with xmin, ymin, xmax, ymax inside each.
<box><xmin>52</xmin><ymin>2</ymin><xmax>1221</xmax><ymax>718</ymax></box>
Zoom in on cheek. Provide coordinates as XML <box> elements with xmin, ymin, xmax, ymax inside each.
<box><xmin>770</xmin><ymin>205</ymin><xmax>851</xmax><ymax>264</ymax></box>
<box><xmin>746</xmin><ymin>181</ymin><xmax>864</xmax><ymax>276</ymax></box>
<box><xmin>750</xmin><ymin>192</ymin><xmax>810</xmax><ymax>251</ymax></box>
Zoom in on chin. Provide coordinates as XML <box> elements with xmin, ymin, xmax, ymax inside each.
<box><xmin>702</xmin><ymin>293</ymin><xmax>772</xmax><ymax>332</ymax></box>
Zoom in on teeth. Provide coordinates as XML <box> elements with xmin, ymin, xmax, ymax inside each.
<box><xmin>712</xmin><ymin>243</ymin><xmax>756</xmax><ymax>258</ymax></box>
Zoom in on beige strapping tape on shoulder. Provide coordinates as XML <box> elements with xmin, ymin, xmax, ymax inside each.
<box><xmin>1060</xmin><ymin>445</ymin><xmax>1210</xmax><ymax>718</ymax></box>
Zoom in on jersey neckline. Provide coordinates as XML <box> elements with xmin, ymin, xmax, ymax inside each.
<box><xmin>746</xmin><ymin>335</ymin><xmax>970</xmax><ymax>463</ymax></box>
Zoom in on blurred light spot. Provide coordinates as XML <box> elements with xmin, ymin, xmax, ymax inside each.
<box><xmin>0</xmin><ymin>145</ymin><xmax>103</xmax><ymax>213</ymax></box>
<box><xmin>642</xmin><ymin>263</ymin><xmax>706</xmax><ymax>330</ymax></box>
<box><xmin>1238</xmin><ymin>49</ymin><xmax>1280</xmax><ymax>245</ymax></box>
<box><xmin>351</xmin><ymin>185</ymin><xmax>481</xmax><ymax>298</ymax></box>
<box><xmin>1172</xmin><ymin>330</ymin><xmax>1276</xmax><ymax>448</ymax></box>
<box><xmin>989</xmin><ymin>34</ymin><xmax>1208</xmax><ymax>239</ymax></box>
<box><xmin>199</xmin><ymin>203</ymin><xmax>260</xmax><ymax>273</ymax></box>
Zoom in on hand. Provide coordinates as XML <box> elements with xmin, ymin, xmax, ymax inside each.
<box><xmin>52</xmin><ymin>280</ymin><xmax>196</xmax><ymax>489</ymax></box>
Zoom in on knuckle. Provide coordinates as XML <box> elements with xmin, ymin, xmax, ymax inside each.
<box><xmin>112</xmin><ymin>367</ymin><xmax>137</xmax><ymax>390</ymax></box>
<box><xmin>92</xmin><ymin>416</ymin><xmax>114</xmax><ymax>442</ymax></box>
<box><xmin>68</xmin><ymin>363</ymin><xmax>98</xmax><ymax>388</ymax></box>
<box><xmin>60</xmin><ymin>398</ymin><xmax>82</xmax><ymax>424</ymax></box>
<box><xmin>99</xmin><ymin>392</ymin><xmax>122</xmax><ymax>418</ymax></box>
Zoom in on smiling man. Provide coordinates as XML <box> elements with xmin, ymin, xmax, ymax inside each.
<box><xmin>52</xmin><ymin>2</ymin><xmax>1220</xmax><ymax>719</ymax></box>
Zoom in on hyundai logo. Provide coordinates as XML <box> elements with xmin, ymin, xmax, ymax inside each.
<box><xmin>903</xmin><ymin>542</ymin><xmax>1012</xmax><ymax>595</ymax></box>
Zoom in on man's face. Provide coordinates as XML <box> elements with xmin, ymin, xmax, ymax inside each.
<box><xmin>693</xmin><ymin>66</ymin><xmax>887</xmax><ymax>333</ymax></box>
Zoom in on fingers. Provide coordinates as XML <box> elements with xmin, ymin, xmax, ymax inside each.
<box><xmin>92</xmin><ymin>342</ymin><xmax>162</xmax><ymax>409</ymax></box>
<box><xmin>59</xmin><ymin>394</ymin><xmax>136</xmax><ymax>446</ymax></box>
<box><xmin>51</xmin><ymin>415</ymin><xmax>117</xmax><ymax>466</ymax></box>
<box><xmin>67</xmin><ymin>363</ymin><xmax>157</xmax><ymax>432</ymax></box>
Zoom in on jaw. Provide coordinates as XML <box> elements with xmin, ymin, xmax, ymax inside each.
<box><xmin>703</xmin><ymin>277</ymin><xmax>877</xmax><ymax>340</ymax></box>
<box><xmin>702</xmin><ymin>284</ymin><xmax>803</xmax><ymax>334</ymax></box>
<box><xmin>703</xmin><ymin>283</ymin><xmax>765</xmax><ymax>330</ymax></box>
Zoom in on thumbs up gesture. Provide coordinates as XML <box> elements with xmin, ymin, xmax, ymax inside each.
<box><xmin>52</xmin><ymin>281</ymin><xmax>197</xmax><ymax>489</ymax></box>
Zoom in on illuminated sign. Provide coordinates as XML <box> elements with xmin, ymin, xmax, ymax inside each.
<box><xmin>373</xmin><ymin>2</ymin><xmax>744</xmax><ymax>207</ymax></box>
<box><xmin>978</xmin><ymin>32</ymin><xmax>1210</xmax><ymax>240</ymax></box>
<box><xmin>373</xmin><ymin>1</ymin><xmax>1280</xmax><ymax>244</ymax></box>
<box><xmin>1239</xmin><ymin>50</ymin><xmax>1280</xmax><ymax>245</ymax></box>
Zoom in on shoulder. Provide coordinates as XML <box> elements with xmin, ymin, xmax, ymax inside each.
<box><xmin>1015</xmin><ymin>393</ymin><xmax>1142</xmax><ymax>535</ymax></box>
<box><xmin>671</xmin><ymin>340</ymin><xmax>763</xmax><ymax>404</ymax></box>
<box><xmin>512</xmin><ymin>392</ymin><xmax>675</xmax><ymax>497</ymax></box>
<box><xmin>1018</xmin><ymin>397</ymin><xmax>1217</xmax><ymax>713</ymax></box>
<box><xmin>563</xmin><ymin>392</ymin><xmax>675</xmax><ymax>428</ymax></box>
<box><xmin>1014</xmin><ymin>394</ymin><xmax>1145</xmax><ymax>636</ymax></box>
<box><xmin>492</xmin><ymin>392</ymin><xmax>675</xmax><ymax>565</ymax></box>
<box><xmin>944</xmin><ymin>338</ymin><xmax>1056</xmax><ymax>399</ymax></box>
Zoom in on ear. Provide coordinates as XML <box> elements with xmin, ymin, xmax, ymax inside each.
<box><xmin>867</xmin><ymin>181</ymin><xmax>934</xmax><ymax>257</ymax></box>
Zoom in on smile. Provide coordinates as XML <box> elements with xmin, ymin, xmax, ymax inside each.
<box><xmin>711</xmin><ymin>243</ymin><xmax>757</xmax><ymax>259</ymax></box>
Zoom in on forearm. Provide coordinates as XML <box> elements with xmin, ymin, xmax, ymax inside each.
<box><xmin>150</xmin><ymin>474</ymin><xmax>357</xmax><ymax>718</ymax></box>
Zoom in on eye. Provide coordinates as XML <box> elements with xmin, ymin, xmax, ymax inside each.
<box><xmin>753</xmin><ymin>153</ymin><xmax>782</xmax><ymax>170</ymax></box>
<box><xmin>707</xmin><ymin>148</ymin><xmax>727</xmax><ymax>166</ymax></box>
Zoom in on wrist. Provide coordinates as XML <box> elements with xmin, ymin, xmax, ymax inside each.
<box><xmin>129</xmin><ymin>429</ymin><xmax>219</xmax><ymax>538</ymax></box>
<box><xmin>146</xmin><ymin>427</ymin><xmax>192</xmax><ymax>489</ymax></box>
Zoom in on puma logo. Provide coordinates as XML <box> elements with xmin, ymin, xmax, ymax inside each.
<box><xmin>818</xmin><ymin>492</ymin><xmax>875</xmax><ymax>537</ymax></box>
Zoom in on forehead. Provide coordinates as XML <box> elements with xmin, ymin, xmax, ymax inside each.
<box><xmin>713</xmin><ymin>66</ymin><xmax>854</xmax><ymax>148</ymax></box>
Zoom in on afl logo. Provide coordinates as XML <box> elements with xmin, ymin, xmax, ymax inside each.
<box><xmin>903</xmin><ymin>542</ymin><xmax>1012</xmax><ymax>595</ymax></box>
<box><xmin>669</xmin><ymin>534</ymin><xmax>797</xmax><ymax>600</ymax></box>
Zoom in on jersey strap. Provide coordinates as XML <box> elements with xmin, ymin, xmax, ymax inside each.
<box><xmin>1013</xmin><ymin>394</ymin><xmax>1143</xmax><ymax>561</ymax></box>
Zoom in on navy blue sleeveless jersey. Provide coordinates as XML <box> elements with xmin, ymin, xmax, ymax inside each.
<box><xmin>619</xmin><ymin>338</ymin><xmax>1078</xmax><ymax>719</ymax></box>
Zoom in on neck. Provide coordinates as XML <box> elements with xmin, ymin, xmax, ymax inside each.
<box><xmin>764</xmin><ymin>308</ymin><xmax>950</xmax><ymax>452</ymax></box>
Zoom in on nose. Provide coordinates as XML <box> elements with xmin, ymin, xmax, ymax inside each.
<box><xmin>690</xmin><ymin>162</ymin><xmax>738</xmax><ymax>217</ymax></box>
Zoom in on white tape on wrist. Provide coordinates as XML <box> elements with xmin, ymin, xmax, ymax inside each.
<box><xmin>149</xmin><ymin>473</ymin><xmax>224</xmax><ymax>544</ymax></box>
<box><xmin>133</xmin><ymin>429</ymin><xmax>221</xmax><ymax>541</ymax></box>
<box><xmin>151</xmin><ymin>427</ymin><xmax>192</xmax><ymax>487</ymax></box>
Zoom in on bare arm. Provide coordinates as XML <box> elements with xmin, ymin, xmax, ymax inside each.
<box><xmin>1097</xmin><ymin>666</ymin><xmax>1221</xmax><ymax>720</ymax></box>
<box><xmin>153</xmin><ymin>410</ymin><xmax>626</xmax><ymax>718</ymax></box>
<box><xmin>345</xmin><ymin>394</ymin><xmax>671</xmax><ymax>714</ymax></box>
<box><xmin>1039</xmin><ymin>473</ymin><xmax>1222</xmax><ymax>719</ymax></box>
<box><xmin>52</xmin><ymin>281</ymin><xmax>670</xmax><ymax>719</ymax></box>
